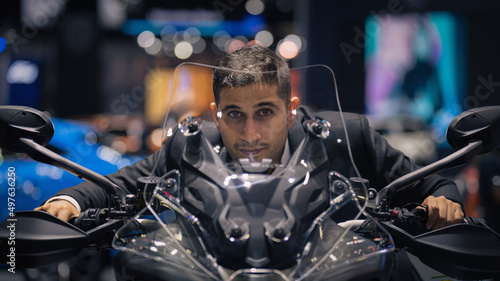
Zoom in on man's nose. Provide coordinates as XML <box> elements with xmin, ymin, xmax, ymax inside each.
<box><xmin>241</xmin><ymin>118</ymin><xmax>261</xmax><ymax>143</ymax></box>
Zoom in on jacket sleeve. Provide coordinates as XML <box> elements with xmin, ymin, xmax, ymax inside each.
<box><xmin>47</xmin><ymin>129</ymin><xmax>177</xmax><ymax>210</ymax></box>
<box><xmin>356</xmin><ymin>114</ymin><xmax>463</xmax><ymax>207</ymax></box>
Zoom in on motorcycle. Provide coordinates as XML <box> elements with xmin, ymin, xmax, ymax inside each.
<box><xmin>1</xmin><ymin>63</ymin><xmax>500</xmax><ymax>281</ymax></box>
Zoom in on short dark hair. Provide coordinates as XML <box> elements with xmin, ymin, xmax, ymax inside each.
<box><xmin>212</xmin><ymin>44</ymin><xmax>291</xmax><ymax>105</ymax></box>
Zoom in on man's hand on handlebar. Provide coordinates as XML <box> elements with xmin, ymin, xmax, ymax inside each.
<box><xmin>34</xmin><ymin>199</ymin><xmax>80</xmax><ymax>222</ymax></box>
<box><xmin>422</xmin><ymin>195</ymin><xmax>464</xmax><ymax>230</ymax></box>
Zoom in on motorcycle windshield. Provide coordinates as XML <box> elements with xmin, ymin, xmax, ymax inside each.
<box><xmin>113</xmin><ymin>61</ymin><xmax>394</xmax><ymax>281</ymax></box>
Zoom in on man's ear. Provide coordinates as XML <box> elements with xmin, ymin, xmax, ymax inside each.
<box><xmin>210</xmin><ymin>102</ymin><xmax>221</xmax><ymax>132</ymax></box>
<box><xmin>287</xmin><ymin>97</ymin><xmax>299</xmax><ymax>128</ymax></box>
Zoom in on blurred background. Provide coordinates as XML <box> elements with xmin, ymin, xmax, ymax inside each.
<box><xmin>1</xmin><ymin>0</ymin><xmax>500</xmax><ymax>280</ymax></box>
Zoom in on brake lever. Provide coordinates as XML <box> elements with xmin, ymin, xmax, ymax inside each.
<box><xmin>368</xmin><ymin>202</ymin><xmax>427</xmax><ymax>223</ymax></box>
<box><xmin>391</xmin><ymin>202</ymin><xmax>426</xmax><ymax>223</ymax></box>
<box><xmin>366</xmin><ymin>203</ymin><xmax>429</xmax><ymax>237</ymax></box>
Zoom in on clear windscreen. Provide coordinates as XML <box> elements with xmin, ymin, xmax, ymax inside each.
<box><xmin>112</xmin><ymin>61</ymin><xmax>394</xmax><ymax>281</ymax></box>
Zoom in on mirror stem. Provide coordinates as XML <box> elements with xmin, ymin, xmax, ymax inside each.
<box><xmin>18</xmin><ymin>138</ymin><xmax>128</xmax><ymax>199</ymax></box>
<box><xmin>377</xmin><ymin>140</ymin><xmax>483</xmax><ymax>207</ymax></box>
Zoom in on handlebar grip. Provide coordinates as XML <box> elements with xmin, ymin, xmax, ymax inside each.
<box><xmin>410</xmin><ymin>206</ymin><xmax>428</xmax><ymax>220</ymax></box>
<box><xmin>68</xmin><ymin>216</ymin><xmax>78</xmax><ymax>226</ymax></box>
<box><xmin>395</xmin><ymin>204</ymin><xmax>427</xmax><ymax>225</ymax></box>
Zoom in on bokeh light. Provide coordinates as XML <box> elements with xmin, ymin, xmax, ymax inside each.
<box><xmin>160</xmin><ymin>25</ymin><xmax>177</xmax><ymax>37</ymax></box>
<box><xmin>213</xmin><ymin>30</ymin><xmax>231</xmax><ymax>53</ymax></box>
<box><xmin>184</xmin><ymin>27</ymin><xmax>206</xmax><ymax>54</ymax></box>
<box><xmin>284</xmin><ymin>34</ymin><xmax>302</xmax><ymax>51</ymax></box>
<box><xmin>245</xmin><ymin>0</ymin><xmax>265</xmax><ymax>15</ymax></box>
<box><xmin>234</xmin><ymin>35</ymin><xmax>249</xmax><ymax>45</ymax></box>
<box><xmin>145</xmin><ymin>37</ymin><xmax>163</xmax><ymax>55</ymax></box>
<box><xmin>154</xmin><ymin>27</ymin><xmax>207</xmax><ymax>57</ymax></box>
<box><xmin>227</xmin><ymin>39</ymin><xmax>246</xmax><ymax>53</ymax></box>
<box><xmin>22</xmin><ymin>180</ymin><xmax>35</xmax><ymax>195</ymax></box>
<box><xmin>137</xmin><ymin>30</ymin><xmax>156</xmax><ymax>48</ymax></box>
<box><xmin>183</xmin><ymin>27</ymin><xmax>201</xmax><ymax>44</ymax></box>
<box><xmin>255</xmin><ymin>30</ymin><xmax>274</xmax><ymax>47</ymax></box>
<box><xmin>97</xmin><ymin>146</ymin><xmax>122</xmax><ymax>165</ymax></box>
<box><xmin>98</xmin><ymin>0</ymin><xmax>127</xmax><ymax>29</ymax></box>
<box><xmin>148</xmin><ymin>128</ymin><xmax>164</xmax><ymax>151</ymax></box>
<box><xmin>175</xmin><ymin>41</ymin><xmax>194</xmax><ymax>59</ymax></box>
<box><xmin>192</xmin><ymin>38</ymin><xmax>206</xmax><ymax>54</ymax></box>
<box><xmin>277</xmin><ymin>40</ymin><xmax>299</xmax><ymax>59</ymax></box>
<box><xmin>7</xmin><ymin>60</ymin><xmax>39</xmax><ymax>84</ymax></box>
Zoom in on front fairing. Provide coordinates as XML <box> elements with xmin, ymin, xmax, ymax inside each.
<box><xmin>112</xmin><ymin>63</ymin><xmax>394</xmax><ymax>280</ymax></box>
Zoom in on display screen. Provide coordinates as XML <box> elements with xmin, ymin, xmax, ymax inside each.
<box><xmin>365</xmin><ymin>12</ymin><xmax>467</xmax><ymax>145</ymax></box>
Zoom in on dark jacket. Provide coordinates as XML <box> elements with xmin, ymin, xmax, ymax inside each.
<box><xmin>51</xmin><ymin>106</ymin><xmax>462</xmax><ymax>210</ymax></box>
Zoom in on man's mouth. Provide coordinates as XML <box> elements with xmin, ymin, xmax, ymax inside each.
<box><xmin>240</xmin><ymin>148</ymin><xmax>264</xmax><ymax>156</ymax></box>
<box><xmin>237</xmin><ymin>147</ymin><xmax>266</xmax><ymax>158</ymax></box>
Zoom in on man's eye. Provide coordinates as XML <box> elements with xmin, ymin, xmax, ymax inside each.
<box><xmin>228</xmin><ymin>111</ymin><xmax>242</xmax><ymax>118</ymax></box>
<box><xmin>258</xmin><ymin>108</ymin><xmax>272</xmax><ymax>117</ymax></box>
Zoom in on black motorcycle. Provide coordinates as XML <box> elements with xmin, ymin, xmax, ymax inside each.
<box><xmin>1</xmin><ymin>64</ymin><xmax>500</xmax><ymax>280</ymax></box>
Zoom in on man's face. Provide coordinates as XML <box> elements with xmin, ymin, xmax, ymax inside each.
<box><xmin>211</xmin><ymin>84</ymin><xmax>298</xmax><ymax>164</ymax></box>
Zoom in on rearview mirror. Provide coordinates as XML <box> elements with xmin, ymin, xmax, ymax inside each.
<box><xmin>446</xmin><ymin>105</ymin><xmax>500</xmax><ymax>154</ymax></box>
<box><xmin>0</xmin><ymin>105</ymin><xmax>54</xmax><ymax>152</ymax></box>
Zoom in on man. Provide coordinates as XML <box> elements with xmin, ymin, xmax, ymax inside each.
<box><xmin>36</xmin><ymin>44</ymin><xmax>463</xmax><ymax>231</ymax></box>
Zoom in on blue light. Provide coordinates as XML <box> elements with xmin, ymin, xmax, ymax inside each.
<box><xmin>0</xmin><ymin>37</ymin><xmax>6</xmax><ymax>53</ymax></box>
<box><xmin>7</xmin><ymin>60</ymin><xmax>39</xmax><ymax>84</ymax></box>
<box><xmin>122</xmin><ymin>14</ymin><xmax>265</xmax><ymax>37</ymax></box>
